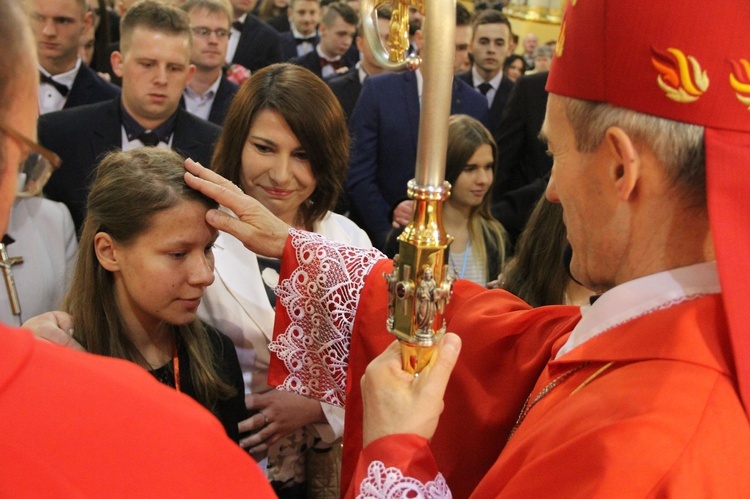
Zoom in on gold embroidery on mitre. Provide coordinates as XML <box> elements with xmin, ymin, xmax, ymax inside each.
<box><xmin>556</xmin><ymin>20</ymin><xmax>566</xmax><ymax>57</ymax></box>
<box><xmin>729</xmin><ymin>59</ymin><xmax>750</xmax><ymax>109</ymax></box>
<box><xmin>651</xmin><ymin>47</ymin><xmax>709</xmax><ymax>103</ymax></box>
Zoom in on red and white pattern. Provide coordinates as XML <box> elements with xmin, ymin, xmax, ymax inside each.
<box><xmin>269</xmin><ymin>229</ymin><xmax>385</xmax><ymax>407</ymax></box>
<box><xmin>357</xmin><ymin>461</ymin><xmax>451</xmax><ymax>499</ymax></box>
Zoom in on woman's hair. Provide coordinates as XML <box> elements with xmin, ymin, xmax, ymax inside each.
<box><xmin>445</xmin><ymin>114</ymin><xmax>507</xmax><ymax>280</ymax></box>
<box><xmin>212</xmin><ymin>63</ymin><xmax>349</xmax><ymax>229</ymax></box>
<box><xmin>503</xmin><ymin>54</ymin><xmax>528</xmax><ymax>74</ymax></box>
<box><xmin>64</xmin><ymin>148</ymin><xmax>235</xmax><ymax>411</ymax></box>
<box><xmin>500</xmin><ymin>196</ymin><xmax>570</xmax><ymax>307</ymax></box>
<box><xmin>257</xmin><ymin>0</ymin><xmax>285</xmax><ymax>20</ymax></box>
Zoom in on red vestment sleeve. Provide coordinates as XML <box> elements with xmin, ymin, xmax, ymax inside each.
<box><xmin>354</xmin><ymin>435</ymin><xmax>450</xmax><ymax>498</ymax></box>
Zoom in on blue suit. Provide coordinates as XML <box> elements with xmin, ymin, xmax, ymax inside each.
<box><xmin>346</xmin><ymin>71</ymin><xmax>488</xmax><ymax>249</ymax></box>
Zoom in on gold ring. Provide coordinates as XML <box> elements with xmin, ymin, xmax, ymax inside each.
<box><xmin>261</xmin><ymin>410</ymin><xmax>269</xmax><ymax>426</ymax></box>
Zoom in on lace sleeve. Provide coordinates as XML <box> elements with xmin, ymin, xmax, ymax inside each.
<box><xmin>269</xmin><ymin>229</ymin><xmax>386</xmax><ymax>407</ymax></box>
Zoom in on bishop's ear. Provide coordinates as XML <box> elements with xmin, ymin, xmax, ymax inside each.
<box><xmin>604</xmin><ymin>126</ymin><xmax>640</xmax><ymax>201</ymax></box>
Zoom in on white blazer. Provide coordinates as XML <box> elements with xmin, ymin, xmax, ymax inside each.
<box><xmin>199</xmin><ymin>211</ymin><xmax>372</xmax><ymax>440</ymax></box>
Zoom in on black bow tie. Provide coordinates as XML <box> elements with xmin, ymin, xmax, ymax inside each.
<box><xmin>40</xmin><ymin>72</ymin><xmax>69</xmax><ymax>97</ymax></box>
<box><xmin>295</xmin><ymin>36</ymin><xmax>315</xmax><ymax>45</ymax></box>
<box><xmin>138</xmin><ymin>131</ymin><xmax>160</xmax><ymax>147</ymax></box>
<box><xmin>232</xmin><ymin>20</ymin><xmax>244</xmax><ymax>31</ymax></box>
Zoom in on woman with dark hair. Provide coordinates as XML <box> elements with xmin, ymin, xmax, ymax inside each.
<box><xmin>201</xmin><ymin>63</ymin><xmax>371</xmax><ymax>497</ymax></box>
<box><xmin>65</xmin><ymin>147</ymin><xmax>247</xmax><ymax>441</ymax></box>
<box><xmin>498</xmin><ymin>196</ymin><xmax>592</xmax><ymax>306</ymax></box>
<box><xmin>503</xmin><ymin>54</ymin><xmax>528</xmax><ymax>82</ymax></box>
<box><xmin>257</xmin><ymin>0</ymin><xmax>288</xmax><ymax>20</ymax></box>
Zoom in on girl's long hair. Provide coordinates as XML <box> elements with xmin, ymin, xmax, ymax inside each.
<box><xmin>445</xmin><ymin>114</ymin><xmax>507</xmax><ymax>280</ymax></box>
<box><xmin>64</xmin><ymin>148</ymin><xmax>235</xmax><ymax>410</ymax></box>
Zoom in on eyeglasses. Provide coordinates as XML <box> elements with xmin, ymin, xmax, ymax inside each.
<box><xmin>0</xmin><ymin>122</ymin><xmax>61</xmax><ymax>198</ymax></box>
<box><xmin>191</xmin><ymin>26</ymin><xmax>231</xmax><ymax>39</ymax></box>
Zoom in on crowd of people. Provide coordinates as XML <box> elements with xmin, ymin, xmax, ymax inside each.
<box><xmin>3</xmin><ymin>0</ymin><xmax>749</xmax><ymax>497</ymax></box>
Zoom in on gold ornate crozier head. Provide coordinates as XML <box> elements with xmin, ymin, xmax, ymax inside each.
<box><xmin>366</xmin><ymin>0</ymin><xmax>457</xmax><ymax>374</ymax></box>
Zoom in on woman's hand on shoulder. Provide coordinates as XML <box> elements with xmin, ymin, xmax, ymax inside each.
<box><xmin>22</xmin><ymin>311</ymin><xmax>84</xmax><ymax>351</ymax></box>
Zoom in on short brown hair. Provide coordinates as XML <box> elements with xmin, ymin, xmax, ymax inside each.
<box><xmin>212</xmin><ymin>64</ymin><xmax>349</xmax><ymax>228</ymax></box>
<box><xmin>120</xmin><ymin>0</ymin><xmax>192</xmax><ymax>54</ymax></box>
<box><xmin>181</xmin><ymin>0</ymin><xmax>233</xmax><ymax>26</ymax></box>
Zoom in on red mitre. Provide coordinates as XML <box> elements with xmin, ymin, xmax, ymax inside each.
<box><xmin>546</xmin><ymin>0</ymin><xmax>750</xmax><ymax>418</ymax></box>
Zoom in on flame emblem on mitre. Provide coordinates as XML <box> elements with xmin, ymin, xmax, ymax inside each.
<box><xmin>729</xmin><ymin>59</ymin><xmax>750</xmax><ymax>109</ymax></box>
<box><xmin>556</xmin><ymin>20</ymin><xmax>566</xmax><ymax>57</ymax></box>
<box><xmin>651</xmin><ymin>47</ymin><xmax>709</xmax><ymax>103</ymax></box>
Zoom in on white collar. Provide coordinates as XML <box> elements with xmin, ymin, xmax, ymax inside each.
<box><xmin>184</xmin><ymin>72</ymin><xmax>222</xmax><ymax>100</ymax></box>
<box><xmin>470</xmin><ymin>65</ymin><xmax>503</xmax><ymax>89</ymax></box>
<box><xmin>316</xmin><ymin>44</ymin><xmax>341</xmax><ymax>62</ymax></box>
<box><xmin>290</xmin><ymin>25</ymin><xmax>316</xmax><ymax>40</ymax></box>
<box><xmin>556</xmin><ymin>261</ymin><xmax>721</xmax><ymax>359</ymax></box>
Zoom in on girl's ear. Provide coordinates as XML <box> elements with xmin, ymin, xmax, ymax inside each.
<box><xmin>94</xmin><ymin>232</ymin><xmax>120</xmax><ymax>272</ymax></box>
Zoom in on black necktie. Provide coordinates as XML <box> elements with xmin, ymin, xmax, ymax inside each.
<box><xmin>477</xmin><ymin>82</ymin><xmax>492</xmax><ymax>96</ymax></box>
<box><xmin>232</xmin><ymin>20</ymin><xmax>243</xmax><ymax>31</ymax></box>
<box><xmin>295</xmin><ymin>37</ymin><xmax>315</xmax><ymax>45</ymax></box>
<box><xmin>138</xmin><ymin>131</ymin><xmax>159</xmax><ymax>147</ymax></box>
<box><xmin>40</xmin><ymin>72</ymin><xmax>69</xmax><ymax>97</ymax></box>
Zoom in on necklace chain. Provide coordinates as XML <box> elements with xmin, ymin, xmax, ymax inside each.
<box><xmin>508</xmin><ymin>362</ymin><xmax>590</xmax><ymax>440</ymax></box>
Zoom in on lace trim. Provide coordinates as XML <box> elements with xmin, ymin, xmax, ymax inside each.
<box><xmin>357</xmin><ymin>461</ymin><xmax>451</xmax><ymax>499</ymax></box>
<box><xmin>269</xmin><ymin>229</ymin><xmax>385</xmax><ymax>407</ymax></box>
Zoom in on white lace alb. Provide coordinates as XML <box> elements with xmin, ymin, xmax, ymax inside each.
<box><xmin>269</xmin><ymin>229</ymin><xmax>385</xmax><ymax>407</ymax></box>
<box><xmin>357</xmin><ymin>461</ymin><xmax>452</xmax><ymax>499</ymax></box>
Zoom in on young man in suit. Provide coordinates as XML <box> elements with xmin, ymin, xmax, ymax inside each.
<box><xmin>30</xmin><ymin>0</ymin><xmax>120</xmax><ymax>114</ymax></box>
<box><xmin>0</xmin><ymin>0</ymin><xmax>273</xmax><ymax>494</ymax></box>
<box><xmin>290</xmin><ymin>2</ymin><xmax>358</xmax><ymax>79</ymax></box>
<box><xmin>491</xmin><ymin>71</ymin><xmax>552</xmax><ymax>246</ymax></box>
<box><xmin>226</xmin><ymin>0</ymin><xmax>283</xmax><ymax>73</ymax></box>
<box><xmin>181</xmin><ymin>0</ymin><xmax>239</xmax><ymax>126</ymax></box>
<box><xmin>279</xmin><ymin>0</ymin><xmax>321</xmax><ymax>61</ymax></box>
<box><xmin>39</xmin><ymin>0</ymin><xmax>222</xmax><ymax>233</ymax></box>
<box><xmin>326</xmin><ymin>8</ymin><xmax>389</xmax><ymax>122</ymax></box>
<box><xmin>456</xmin><ymin>9</ymin><xmax>514</xmax><ymax>137</ymax></box>
<box><xmin>345</xmin><ymin>14</ymin><xmax>488</xmax><ymax>249</ymax></box>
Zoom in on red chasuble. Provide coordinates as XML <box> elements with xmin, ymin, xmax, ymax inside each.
<box><xmin>269</xmin><ymin>230</ymin><xmax>750</xmax><ymax>498</ymax></box>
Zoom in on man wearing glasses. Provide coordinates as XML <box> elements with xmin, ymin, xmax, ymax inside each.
<box><xmin>0</xmin><ymin>0</ymin><xmax>274</xmax><ymax>494</ymax></box>
<box><xmin>181</xmin><ymin>0</ymin><xmax>239</xmax><ymax>126</ymax></box>
<box><xmin>39</xmin><ymin>0</ymin><xmax>221</xmax><ymax>233</ymax></box>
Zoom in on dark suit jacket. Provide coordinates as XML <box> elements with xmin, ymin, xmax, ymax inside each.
<box><xmin>279</xmin><ymin>31</ymin><xmax>319</xmax><ymax>61</ymax></box>
<box><xmin>266</xmin><ymin>13</ymin><xmax>290</xmax><ymax>32</ymax></box>
<box><xmin>179</xmin><ymin>75</ymin><xmax>239</xmax><ymax>126</ymax></box>
<box><xmin>290</xmin><ymin>47</ymin><xmax>359</xmax><ymax>79</ymax></box>
<box><xmin>491</xmin><ymin>71</ymin><xmax>552</xmax><ymax>247</ymax></box>
<box><xmin>456</xmin><ymin>69</ymin><xmax>514</xmax><ymax>138</ymax></box>
<box><xmin>231</xmin><ymin>14</ymin><xmax>283</xmax><ymax>73</ymax></box>
<box><xmin>346</xmin><ymin>71</ymin><xmax>488</xmax><ymax>249</ymax></box>
<box><xmin>327</xmin><ymin>67</ymin><xmax>361</xmax><ymax>121</ymax></box>
<box><xmin>289</xmin><ymin>49</ymin><xmax>323</xmax><ymax>78</ymax></box>
<box><xmin>63</xmin><ymin>64</ymin><xmax>121</xmax><ymax>109</ymax></box>
<box><xmin>39</xmin><ymin>98</ymin><xmax>222</xmax><ymax>233</ymax></box>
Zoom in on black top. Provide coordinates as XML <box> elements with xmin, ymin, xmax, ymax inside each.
<box><xmin>150</xmin><ymin>325</ymin><xmax>247</xmax><ymax>442</ymax></box>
